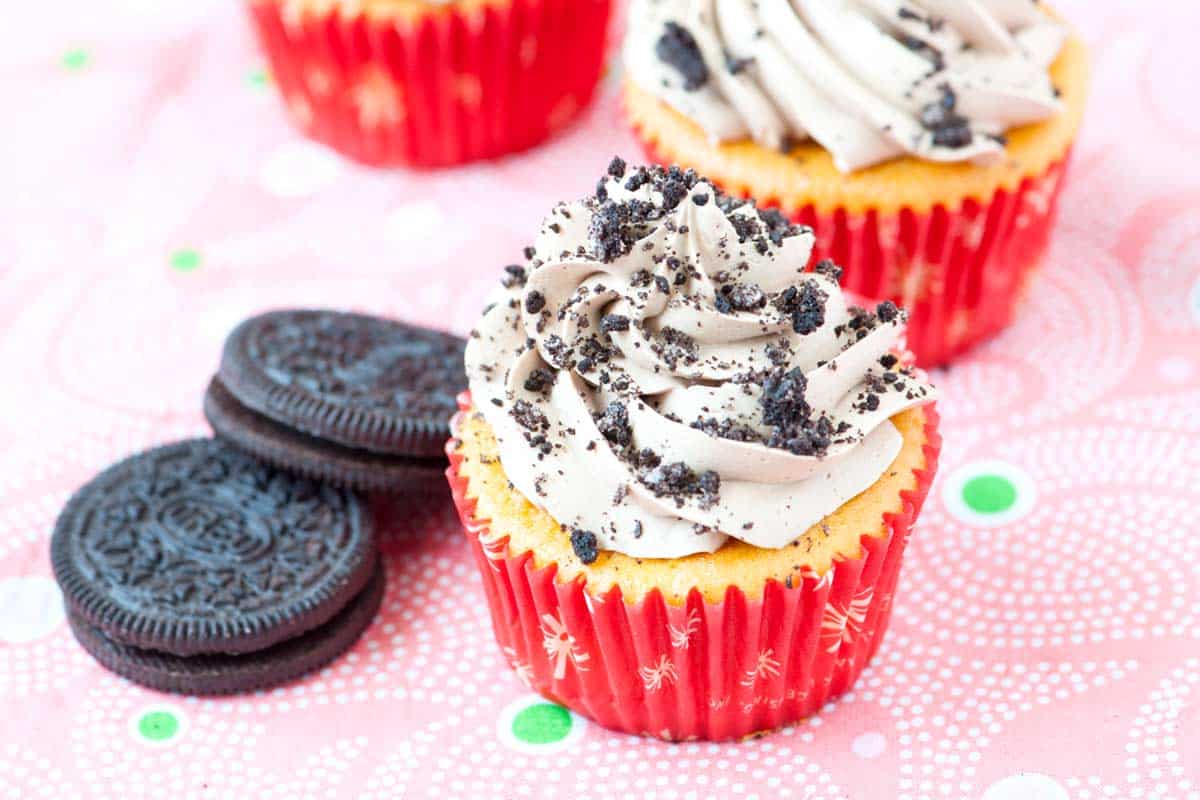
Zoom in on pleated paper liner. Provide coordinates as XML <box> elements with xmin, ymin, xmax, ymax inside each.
<box><xmin>246</xmin><ymin>0</ymin><xmax>612</xmax><ymax>167</ymax></box>
<box><xmin>635</xmin><ymin>131</ymin><xmax>1071</xmax><ymax>367</ymax></box>
<box><xmin>446</xmin><ymin>396</ymin><xmax>942</xmax><ymax>741</ymax></box>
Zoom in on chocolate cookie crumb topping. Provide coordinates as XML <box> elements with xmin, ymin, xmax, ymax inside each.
<box><xmin>775</xmin><ymin>280</ymin><xmax>827</xmax><ymax>335</ymax></box>
<box><xmin>652</xmin><ymin>326</ymin><xmax>699</xmax><ymax>369</ymax></box>
<box><xmin>716</xmin><ymin>282</ymin><xmax>767</xmax><ymax>314</ymax></box>
<box><xmin>588</xmin><ymin>200</ymin><xmax>635</xmax><ymax>263</ymax></box>
<box><xmin>856</xmin><ymin>393</ymin><xmax>881</xmax><ymax>412</ymax></box>
<box><xmin>920</xmin><ymin>84</ymin><xmax>972</xmax><ymax>149</ymax></box>
<box><xmin>691</xmin><ymin>416</ymin><xmax>761</xmax><ymax>443</ymax></box>
<box><xmin>656</xmin><ymin>21</ymin><xmax>709</xmax><ymax>91</ymax></box>
<box><xmin>501</xmin><ymin>264</ymin><xmax>527</xmax><ymax>288</ymax></box>
<box><xmin>876</xmin><ymin>300</ymin><xmax>901</xmax><ymax>323</ymax></box>
<box><xmin>757</xmin><ymin>366</ymin><xmax>838</xmax><ymax>457</ymax></box>
<box><xmin>813</xmin><ymin>258</ymin><xmax>843</xmax><ymax>283</ymax></box>
<box><xmin>899</xmin><ymin>34</ymin><xmax>945</xmax><ymax>71</ymax></box>
<box><xmin>570</xmin><ymin>528</ymin><xmax>600</xmax><ymax>564</ymax></box>
<box><xmin>523</xmin><ymin>368</ymin><xmax>555</xmax><ymax>395</ymax></box>
<box><xmin>511</xmin><ymin>399</ymin><xmax>549</xmax><ymax>432</ymax></box>
<box><xmin>600</xmin><ymin>314</ymin><xmax>631</xmax><ymax>332</ymax></box>
<box><xmin>724</xmin><ymin>49</ymin><xmax>753</xmax><ymax>75</ymax></box>
<box><xmin>595</xmin><ymin>401</ymin><xmax>632</xmax><ymax>447</ymax></box>
<box><xmin>730</xmin><ymin>214</ymin><xmax>761</xmax><ymax>243</ymax></box>
<box><xmin>760</xmin><ymin>367</ymin><xmax>810</xmax><ymax>430</ymax></box>
<box><xmin>641</xmin><ymin>460</ymin><xmax>721</xmax><ymax>509</ymax></box>
<box><xmin>524</xmin><ymin>291</ymin><xmax>546</xmax><ymax>314</ymax></box>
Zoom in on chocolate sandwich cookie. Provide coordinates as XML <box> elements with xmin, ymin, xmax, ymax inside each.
<box><xmin>52</xmin><ymin>439</ymin><xmax>377</xmax><ymax>669</ymax></box>
<box><xmin>67</xmin><ymin>563</ymin><xmax>385</xmax><ymax>695</ymax></box>
<box><xmin>206</xmin><ymin>309</ymin><xmax>465</xmax><ymax>492</ymax></box>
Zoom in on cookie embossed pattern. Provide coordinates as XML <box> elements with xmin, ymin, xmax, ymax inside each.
<box><xmin>2</xmin><ymin>0</ymin><xmax>1200</xmax><ymax>797</ymax></box>
<box><xmin>49</xmin><ymin>439</ymin><xmax>385</xmax><ymax>694</ymax></box>
<box><xmin>205</xmin><ymin>309</ymin><xmax>467</xmax><ymax>491</ymax></box>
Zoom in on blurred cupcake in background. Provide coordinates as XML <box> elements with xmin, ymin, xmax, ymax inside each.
<box><xmin>623</xmin><ymin>0</ymin><xmax>1088</xmax><ymax>365</ymax></box>
<box><xmin>248</xmin><ymin>0</ymin><xmax>613</xmax><ymax>167</ymax></box>
<box><xmin>447</xmin><ymin>160</ymin><xmax>940</xmax><ymax>740</ymax></box>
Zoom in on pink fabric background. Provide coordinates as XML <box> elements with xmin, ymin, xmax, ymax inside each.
<box><xmin>2</xmin><ymin>1</ymin><xmax>1199</xmax><ymax>797</ymax></box>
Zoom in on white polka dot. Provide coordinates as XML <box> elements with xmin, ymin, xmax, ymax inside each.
<box><xmin>982</xmin><ymin>773</ymin><xmax>1069</xmax><ymax>800</ymax></box>
<box><xmin>198</xmin><ymin>302</ymin><xmax>257</xmax><ymax>346</ymax></box>
<box><xmin>383</xmin><ymin>202</ymin><xmax>447</xmax><ymax>246</ymax></box>
<box><xmin>259</xmin><ymin>141</ymin><xmax>342</xmax><ymax>198</ymax></box>
<box><xmin>851</xmin><ymin>732</ymin><xmax>887</xmax><ymax>759</ymax></box>
<box><xmin>1158</xmin><ymin>356</ymin><xmax>1194</xmax><ymax>384</ymax></box>
<box><xmin>0</xmin><ymin>577</ymin><xmax>64</xmax><ymax>643</ymax></box>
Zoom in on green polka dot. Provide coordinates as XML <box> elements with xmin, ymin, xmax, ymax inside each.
<box><xmin>170</xmin><ymin>248</ymin><xmax>202</xmax><ymax>272</ymax></box>
<box><xmin>961</xmin><ymin>474</ymin><xmax>1017</xmax><ymax>515</ymax></box>
<box><xmin>247</xmin><ymin>67</ymin><xmax>272</xmax><ymax>89</ymax></box>
<box><xmin>510</xmin><ymin>703</ymin><xmax>572</xmax><ymax>745</ymax></box>
<box><xmin>62</xmin><ymin>48</ymin><xmax>91</xmax><ymax>71</ymax></box>
<box><xmin>137</xmin><ymin>710</ymin><xmax>180</xmax><ymax>742</ymax></box>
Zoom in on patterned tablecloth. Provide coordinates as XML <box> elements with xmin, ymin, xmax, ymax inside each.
<box><xmin>3</xmin><ymin>1</ymin><xmax>1199</xmax><ymax>798</ymax></box>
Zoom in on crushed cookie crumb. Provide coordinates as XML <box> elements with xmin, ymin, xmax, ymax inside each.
<box><xmin>570</xmin><ymin>528</ymin><xmax>600</xmax><ymax>564</ymax></box>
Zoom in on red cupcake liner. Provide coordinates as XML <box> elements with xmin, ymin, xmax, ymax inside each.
<box><xmin>246</xmin><ymin>0</ymin><xmax>612</xmax><ymax>167</ymax></box>
<box><xmin>638</xmin><ymin>138</ymin><xmax>1073</xmax><ymax>367</ymax></box>
<box><xmin>445</xmin><ymin>395</ymin><xmax>942</xmax><ymax>741</ymax></box>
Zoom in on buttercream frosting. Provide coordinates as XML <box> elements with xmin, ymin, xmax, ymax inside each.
<box><xmin>624</xmin><ymin>0</ymin><xmax>1067</xmax><ymax>172</ymax></box>
<box><xmin>464</xmin><ymin>160</ymin><xmax>936</xmax><ymax>559</ymax></box>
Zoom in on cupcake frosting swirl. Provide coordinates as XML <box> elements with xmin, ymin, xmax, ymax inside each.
<box><xmin>465</xmin><ymin>160</ymin><xmax>936</xmax><ymax>559</ymax></box>
<box><xmin>625</xmin><ymin>0</ymin><xmax>1068</xmax><ymax>172</ymax></box>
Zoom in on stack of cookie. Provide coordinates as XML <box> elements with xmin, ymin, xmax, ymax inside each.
<box><xmin>50</xmin><ymin>310</ymin><xmax>465</xmax><ymax>695</ymax></box>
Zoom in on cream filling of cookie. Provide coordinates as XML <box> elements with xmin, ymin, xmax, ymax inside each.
<box><xmin>465</xmin><ymin>164</ymin><xmax>936</xmax><ymax>558</ymax></box>
<box><xmin>625</xmin><ymin>0</ymin><xmax>1066</xmax><ymax>172</ymax></box>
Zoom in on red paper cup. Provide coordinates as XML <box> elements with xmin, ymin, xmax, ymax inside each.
<box><xmin>794</xmin><ymin>158</ymin><xmax>1073</xmax><ymax>367</ymax></box>
<box><xmin>445</xmin><ymin>396</ymin><xmax>942</xmax><ymax>741</ymax></box>
<box><xmin>638</xmin><ymin>137</ymin><xmax>1072</xmax><ymax>367</ymax></box>
<box><xmin>247</xmin><ymin>0</ymin><xmax>613</xmax><ymax>167</ymax></box>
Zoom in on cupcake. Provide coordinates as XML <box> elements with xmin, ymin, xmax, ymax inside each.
<box><xmin>447</xmin><ymin>159</ymin><xmax>941</xmax><ymax>740</ymax></box>
<box><xmin>247</xmin><ymin>0</ymin><xmax>613</xmax><ymax>167</ymax></box>
<box><xmin>622</xmin><ymin>1</ymin><xmax>1088</xmax><ymax>365</ymax></box>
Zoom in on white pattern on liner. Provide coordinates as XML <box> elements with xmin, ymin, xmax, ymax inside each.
<box><xmin>624</xmin><ymin>0</ymin><xmax>1067</xmax><ymax>172</ymax></box>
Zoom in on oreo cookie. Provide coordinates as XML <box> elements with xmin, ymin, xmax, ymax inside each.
<box><xmin>66</xmin><ymin>564</ymin><xmax>385</xmax><ymax>696</ymax></box>
<box><xmin>52</xmin><ymin>439</ymin><xmax>381</xmax><ymax>692</ymax></box>
<box><xmin>206</xmin><ymin>309</ymin><xmax>465</xmax><ymax>492</ymax></box>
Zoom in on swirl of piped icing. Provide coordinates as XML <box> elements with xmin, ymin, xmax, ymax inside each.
<box><xmin>465</xmin><ymin>159</ymin><xmax>936</xmax><ymax>559</ymax></box>
<box><xmin>625</xmin><ymin>0</ymin><xmax>1068</xmax><ymax>172</ymax></box>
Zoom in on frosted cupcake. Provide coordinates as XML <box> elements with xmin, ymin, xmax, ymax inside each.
<box><xmin>446</xmin><ymin>160</ymin><xmax>941</xmax><ymax>740</ymax></box>
<box><xmin>622</xmin><ymin>1</ymin><xmax>1088</xmax><ymax>364</ymax></box>
<box><xmin>247</xmin><ymin>0</ymin><xmax>613</xmax><ymax>166</ymax></box>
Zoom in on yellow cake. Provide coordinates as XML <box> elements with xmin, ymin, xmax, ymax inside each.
<box><xmin>453</xmin><ymin>403</ymin><xmax>930</xmax><ymax>605</ymax></box>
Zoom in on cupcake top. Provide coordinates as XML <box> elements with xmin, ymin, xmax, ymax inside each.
<box><xmin>624</xmin><ymin>0</ymin><xmax>1067</xmax><ymax>172</ymax></box>
<box><xmin>464</xmin><ymin>159</ymin><xmax>936</xmax><ymax>560</ymax></box>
